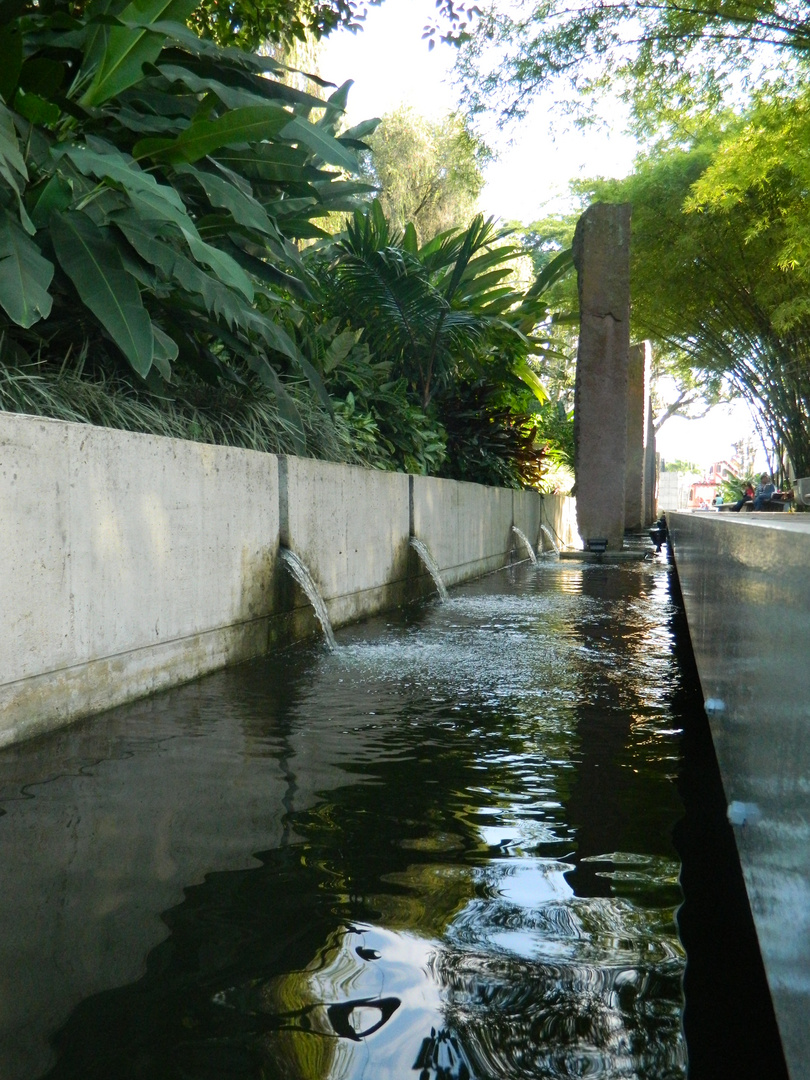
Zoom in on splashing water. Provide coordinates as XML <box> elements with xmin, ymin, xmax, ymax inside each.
<box><xmin>410</xmin><ymin>537</ymin><xmax>449</xmax><ymax>601</ymax></box>
<box><xmin>512</xmin><ymin>526</ymin><xmax>538</xmax><ymax>565</ymax></box>
<box><xmin>280</xmin><ymin>548</ymin><xmax>337</xmax><ymax>649</ymax></box>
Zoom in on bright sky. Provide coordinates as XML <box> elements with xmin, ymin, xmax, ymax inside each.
<box><xmin>320</xmin><ymin>0</ymin><xmax>763</xmax><ymax>471</ymax></box>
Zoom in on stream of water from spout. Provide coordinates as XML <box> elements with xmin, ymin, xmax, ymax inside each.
<box><xmin>409</xmin><ymin>537</ymin><xmax>449</xmax><ymax>601</ymax></box>
<box><xmin>539</xmin><ymin>524</ymin><xmax>560</xmax><ymax>555</ymax></box>
<box><xmin>511</xmin><ymin>526</ymin><xmax>537</xmax><ymax>565</ymax></box>
<box><xmin>280</xmin><ymin>548</ymin><xmax>337</xmax><ymax>649</ymax></box>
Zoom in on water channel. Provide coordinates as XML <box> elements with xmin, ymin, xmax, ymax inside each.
<box><xmin>0</xmin><ymin>558</ymin><xmax>786</xmax><ymax>1079</ymax></box>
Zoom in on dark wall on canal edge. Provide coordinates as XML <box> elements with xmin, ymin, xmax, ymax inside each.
<box><xmin>667</xmin><ymin>564</ymin><xmax>787</xmax><ymax>1079</ymax></box>
<box><xmin>669</xmin><ymin>511</ymin><xmax>810</xmax><ymax>1080</ymax></box>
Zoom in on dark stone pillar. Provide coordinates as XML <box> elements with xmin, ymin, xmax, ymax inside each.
<box><xmin>573</xmin><ymin>203</ymin><xmax>632</xmax><ymax>550</ymax></box>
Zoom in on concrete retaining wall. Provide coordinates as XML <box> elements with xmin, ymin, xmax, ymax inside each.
<box><xmin>669</xmin><ymin>511</ymin><xmax>810</xmax><ymax>1080</ymax></box>
<box><xmin>1</xmin><ymin>412</ymin><xmax>579</xmax><ymax>748</ymax></box>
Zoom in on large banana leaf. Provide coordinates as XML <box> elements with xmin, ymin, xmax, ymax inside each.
<box><xmin>212</xmin><ymin>143</ymin><xmax>316</xmax><ymax>184</ymax></box>
<box><xmin>175</xmin><ymin>163</ymin><xmax>274</xmax><ymax>234</ymax></box>
<box><xmin>80</xmin><ymin>0</ymin><xmax>198</xmax><ymax>107</ymax></box>
<box><xmin>116</xmin><ymin>215</ymin><xmax>250</xmax><ymax>326</ymax></box>
<box><xmin>513</xmin><ymin>358</ymin><xmax>549</xmax><ymax>404</ymax></box>
<box><xmin>0</xmin><ymin>210</ymin><xmax>53</xmax><ymax>327</ymax></box>
<box><xmin>133</xmin><ymin>105</ymin><xmax>292</xmax><ymax>164</ymax></box>
<box><xmin>279</xmin><ymin>116</ymin><xmax>360</xmax><ymax>174</ymax></box>
<box><xmin>0</xmin><ymin>101</ymin><xmax>26</xmax><ymax>185</ymax></box>
<box><xmin>51</xmin><ymin>210</ymin><xmax>154</xmax><ymax>377</ymax></box>
<box><xmin>58</xmin><ymin>143</ymin><xmax>187</xmax><ymax>214</ymax></box>
<box><xmin>0</xmin><ymin>100</ymin><xmax>34</xmax><ymax>233</ymax></box>
<box><xmin>157</xmin><ymin>62</ymin><xmax>326</xmax><ymax>113</ymax></box>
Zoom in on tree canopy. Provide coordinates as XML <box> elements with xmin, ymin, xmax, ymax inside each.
<box><xmin>582</xmin><ymin>131</ymin><xmax>810</xmax><ymax>475</ymax></box>
<box><xmin>455</xmin><ymin>0</ymin><xmax>810</xmax><ymax>129</ymax></box>
<box><xmin>189</xmin><ymin>0</ymin><xmax>382</xmax><ymax>50</ymax></box>
<box><xmin>362</xmin><ymin>107</ymin><xmax>488</xmax><ymax>244</ymax></box>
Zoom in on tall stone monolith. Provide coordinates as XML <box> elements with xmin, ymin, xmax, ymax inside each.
<box><xmin>573</xmin><ymin>203</ymin><xmax>632</xmax><ymax>551</ymax></box>
<box><xmin>625</xmin><ymin>340</ymin><xmax>652</xmax><ymax>532</ymax></box>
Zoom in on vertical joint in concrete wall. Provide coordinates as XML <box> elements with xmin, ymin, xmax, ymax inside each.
<box><xmin>408</xmin><ymin>474</ymin><xmax>415</xmax><ymax>537</ymax></box>
<box><xmin>278</xmin><ymin>455</ymin><xmax>290</xmax><ymax>548</ymax></box>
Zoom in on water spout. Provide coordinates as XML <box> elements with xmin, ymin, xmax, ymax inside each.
<box><xmin>539</xmin><ymin>524</ymin><xmax>560</xmax><ymax>556</ymax></box>
<box><xmin>280</xmin><ymin>548</ymin><xmax>337</xmax><ymax>649</ymax></box>
<box><xmin>409</xmin><ymin>538</ymin><xmax>448</xmax><ymax>601</ymax></box>
<box><xmin>511</xmin><ymin>526</ymin><xmax>537</xmax><ymax>566</ymax></box>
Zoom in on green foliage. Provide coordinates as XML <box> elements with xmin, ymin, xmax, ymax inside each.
<box><xmin>189</xmin><ymin>0</ymin><xmax>382</xmax><ymax>50</ymax></box>
<box><xmin>0</xmin><ymin>1</ymin><xmax>378</xmax><ymax>452</ymax></box>
<box><xmin>304</xmin><ymin>200</ymin><xmax>574</xmax><ymax>485</ymax></box>
<box><xmin>0</xmin><ymin>3</ymin><xmax>578</xmax><ymax>488</ymax></box>
<box><xmin>583</xmin><ymin>132</ymin><xmax>810</xmax><ymax>474</ymax></box>
<box><xmin>687</xmin><ymin>85</ymin><xmax>810</xmax><ymax>330</ymax></box>
<box><xmin>719</xmin><ymin>473</ymin><xmax>755</xmax><ymax>502</ymax></box>
<box><xmin>362</xmin><ymin>107</ymin><xmax>489</xmax><ymax>244</ymax></box>
<box><xmin>455</xmin><ymin>0</ymin><xmax>808</xmax><ymax>131</ymax></box>
<box><xmin>438</xmin><ymin>378</ymin><xmax>550</xmax><ymax>488</ymax></box>
<box><xmin>317</xmin><ymin>200</ymin><xmax>562</xmax><ymax>407</ymax></box>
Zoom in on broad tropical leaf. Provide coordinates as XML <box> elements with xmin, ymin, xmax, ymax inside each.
<box><xmin>80</xmin><ymin>0</ymin><xmax>198</xmax><ymax>107</ymax></box>
<box><xmin>133</xmin><ymin>105</ymin><xmax>292</xmax><ymax>164</ymax></box>
<box><xmin>51</xmin><ymin>210</ymin><xmax>154</xmax><ymax>377</ymax></box>
<box><xmin>157</xmin><ymin>63</ymin><xmax>326</xmax><ymax>113</ymax></box>
<box><xmin>58</xmin><ymin>143</ymin><xmax>187</xmax><ymax>214</ymax></box>
<box><xmin>280</xmin><ymin>116</ymin><xmax>360</xmax><ymax>173</ymax></box>
<box><xmin>0</xmin><ymin>210</ymin><xmax>53</xmax><ymax>327</ymax></box>
<box><xmin>175</xmin><ymin>163</ymin><xmax>274</xmax><ymax>234</ymax></box>
<box><xmin>513</xmin><ymin>358</ymin><xmax>549</xmax><ymax>404</ymax></box>
<box><xmin>115</xmin><ymin>215</ymin><xmax>249</xmax><ymax>326</ymax></box>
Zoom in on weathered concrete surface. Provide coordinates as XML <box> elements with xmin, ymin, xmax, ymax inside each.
<box><xmin>669</xmin><ymin>511</ymin><xmax>810</xmax><ymax>1080</ymax></box>
<box><xmin>411</xmin><ymin>475</ymin><xmax>514</xmax><ymax>587</ymax></box>
<box><xmin>281</xmin><ymin>455</ymin><xmax>412</xmax><ymax>630</ymax></box>
<box><xmin>573</xmin><ymin>203</ymin><xmax>632</xmax><ymax>550</ymax></box>
<box><xmin>1</xmin><ymin>413</ymin><xmax>279</xmax><ymax>747</ymax></box>
<box><xmin>625</xmin><ymin>340</ymin><xmax>653</xmax><ymax>531</ymax></box>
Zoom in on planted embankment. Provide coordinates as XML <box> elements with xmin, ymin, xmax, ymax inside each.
<box><xmin>1</xmin><ymin>411</ymin><xmax>577</xmax><ymax>748</ymax></box>
<box><xmin>668</xmin><ymin>510</ymin><xmax>810</xmax><ymax>1080</ymax></box>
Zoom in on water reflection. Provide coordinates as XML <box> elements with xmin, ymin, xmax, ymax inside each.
<box><xmin>0</xmin><ymin>560</ymin><xmax>694</xmax><ymax>1079</ymax></box>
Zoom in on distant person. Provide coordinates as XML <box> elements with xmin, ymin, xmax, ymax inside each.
<box><xmin>731</xmin><ymin>482</ymin><xmax>755</xmax><ymax>512</ymax></box>
<box><xmin>753</xmin><ymin>473</ymin><xmax>776</xmax><ymax>511</ymax></box>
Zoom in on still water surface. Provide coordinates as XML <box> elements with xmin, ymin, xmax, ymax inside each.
<box><xmin>1</xmin><ymin>559</ymin><xmax>699</xmax><ymax>1078</ymax></box>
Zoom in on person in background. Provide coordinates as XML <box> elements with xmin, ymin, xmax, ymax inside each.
<box><xmin>731</xmin><ymin>481</ymin><xmax>755</xmax><ymax>512</ymax></box>
<box><xmin>752</xmin><ymin>473</ymin><xmax>776</xmax><ymax>511</ymax></box>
